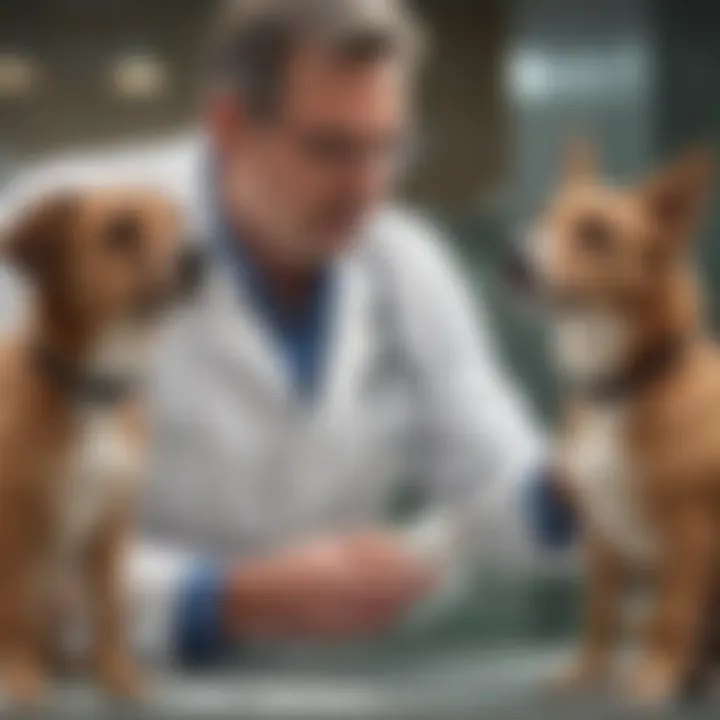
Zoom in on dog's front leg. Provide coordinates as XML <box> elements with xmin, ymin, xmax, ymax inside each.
<box><xmin>85</xmin><ymin>506</ymin><xmax>143</xmax><ymax>701</ymax></box>
<box><xmin>628</xmin><ymin>506</ymin><xmax>714</xmax><ymax>705</ymax></box>
<box><xmin>552</xmin><ymin>533</ymin><xmax>626</xmax><ymax>692</ymax></box>
<box><xmin>0</xmin><ymin>547</ymin><xmax>47</xmax><ymax>705</ymax></box>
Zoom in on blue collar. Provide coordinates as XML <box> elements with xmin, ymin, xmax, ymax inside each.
<box><xmin>209</xmin><ymin>176</ymin><xmax>335</xmax><ymax>399</ymax></box>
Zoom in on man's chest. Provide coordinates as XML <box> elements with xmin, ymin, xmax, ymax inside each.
<box><xmin>144</xmin><ymin>307</ymin><xmax>418</xmax><ymax>549</ymax></box>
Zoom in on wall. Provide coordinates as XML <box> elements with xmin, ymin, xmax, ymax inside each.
<box><xmin>655</xmin><ymin>0</ymin><xmax>720</xmax><ymax>327</ymax></box>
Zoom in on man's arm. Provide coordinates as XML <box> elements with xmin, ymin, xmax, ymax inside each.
<box><xmin>127</xmin><ymin>534</ymin><xmax>437</xmax><ymax>668</ymax></box>
<box><xmin>376</xmin><ymin>211</ymin><xmax>575</xmax><ymax>570</ymax></box>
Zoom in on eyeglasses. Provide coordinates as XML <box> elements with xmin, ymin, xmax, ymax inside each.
<box><xmin>282</xmin><ymin>124</ymin><xmax>420</xmax><ymax>172</ymax></box>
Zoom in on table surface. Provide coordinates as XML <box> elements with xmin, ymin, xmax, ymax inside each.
<box><xmin>18</xmin><ymin>645</ymin><xmax>720</xmax><ymax>719</ymax></box>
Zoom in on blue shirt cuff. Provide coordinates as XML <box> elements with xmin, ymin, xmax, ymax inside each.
<box><xmin>525</xmin><ymin>467</ymin><xmax>577</xmax><ymax>549</ymax></box>
<box><xmin>175</xmin><ymin>561</ymin><xmax>231</xmax><ymax>668</ymax></box>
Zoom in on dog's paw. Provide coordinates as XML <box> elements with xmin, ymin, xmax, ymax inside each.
<box><xmin>96</xmin><ymin>654</ymin><xmax>146</xmax><ymax>703</ymax></box>
<box><xmin>624</xmin><ymin>656</ymin><xmax>682</xmax><ymax>708</ymax></box>
<box><xmin>2</xmin><ymin>661</ymin><xmax>48</xmax><ymax>708</ymax></box>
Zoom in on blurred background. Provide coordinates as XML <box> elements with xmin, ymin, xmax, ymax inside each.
<box><xmin>0</xmin><ymin>0</ymin><xmax>718</xmax><ymax>713</ymax></box>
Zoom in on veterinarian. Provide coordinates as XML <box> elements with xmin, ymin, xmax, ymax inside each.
<box><xmin>0</xmin><ymin>0</ymin><xmax>573</xmax><ymax>666</ymax></box>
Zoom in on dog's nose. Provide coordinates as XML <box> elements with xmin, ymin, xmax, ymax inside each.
<box><xmin>177</xmin><ymin>244</ymin><xmax>206</xmax><ymax>299</ymax></box>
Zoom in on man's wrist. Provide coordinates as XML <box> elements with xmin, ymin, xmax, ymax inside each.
<box><xmin>221</xmin><ymin>563</ymin><xmax>278</xmax><ymax>639</ymax></box>
<box><xmin>525</xmin><ymin>466</ymin><xmax>577</xmax><ymax>549</ymax></box>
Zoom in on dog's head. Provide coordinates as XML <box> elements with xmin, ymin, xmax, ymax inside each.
<box><xmin>509</xmin><ymin>139</ymin><xmax>714</xmax><ymax>315</ymax></box>
<box><xmin>506</xmin><ymin>140</ymin><xmax>714</xmax><ymax>382</ymax></box>
<box><xmin>2</xmin><ymin>186</ymin><xmax>203</xmax><ymax>334</ymax></box>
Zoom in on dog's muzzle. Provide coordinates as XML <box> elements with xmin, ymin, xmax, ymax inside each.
<box><xmin>132</xmin><ymin>244</ymin><xmax>207</xmax><ymax>321</ymax></box>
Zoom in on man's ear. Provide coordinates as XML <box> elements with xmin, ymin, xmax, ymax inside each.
<box><xmin>1</xmin><ymin>192</ymin><xmax>77</xmax><ymax>277</ymax></box>
<box><xmin>640</xmin><ymin>146</ymin><xmax>715</xmax><ymax>236</ymax></box>
<box><xmin>561</xmin><ymin>134</ymin><xmax>598</xmax><ymax>183</ymax></box>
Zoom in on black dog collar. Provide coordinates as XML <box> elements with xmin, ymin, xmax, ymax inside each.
<box><xmin>575</xmin><ymin>335</ymin><xmax>687</xmax><ymax>404</ymax></box>
<box><xmin>31</xmin><ymin>344</ymin><xmax>142</xmax><ymax>407</ymax></box>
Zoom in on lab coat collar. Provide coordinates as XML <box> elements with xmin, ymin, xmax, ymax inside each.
<box><xmin>199</xmin><ymin>243</ymin><xmax>373</xmax><ymax>416</ymax></box>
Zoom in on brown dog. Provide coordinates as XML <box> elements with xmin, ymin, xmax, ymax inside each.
<box><xmin>510</xmin><ymin>141</ymin><xmax>719</xmax><ymax>704</ymax></box>
<box><xmin>0</xmin><ymin>187</ymin><xmax>200</xmax><ymax>704</ymax></box>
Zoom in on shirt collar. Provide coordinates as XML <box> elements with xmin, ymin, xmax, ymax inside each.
<box><xmin>206</xmin><ymin>163</ymin><xmax>332</xmax><ymax>331</ymax></box>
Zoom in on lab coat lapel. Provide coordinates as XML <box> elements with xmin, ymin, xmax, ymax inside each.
<box><xmin>316</xmin><ymin>249</ymin><xmax>374</xmax><ymax>421</ymax></box>
<box><xmin>189</xmin><ymin>150</ymin><xmax>294</xmax><ymax>404</ymax></box>
<box><xmin>274</xmin><ymin>251</ymin><xmax>374</xmax><ymax>529</ymax></box>
<box><xmin>200</xmin><ymin>262</ymin><xmax>294</xmax><ymax>403</ymax></box>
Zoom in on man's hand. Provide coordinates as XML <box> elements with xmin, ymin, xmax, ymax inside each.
<box><xmin>222</xmin><ymin>532</ymin><xmax>438</xmax><ymax>640</ymax></box>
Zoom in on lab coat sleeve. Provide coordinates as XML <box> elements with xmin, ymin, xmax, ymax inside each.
<box><xmin>380</xmin><ymin>212</ymin><xmax>553</xmax><ymax>571</ymax></box>
<box><xmin>125</xmin><ymin>541</ymin><xmax>195</xmax><ymax>664</ymax></box>
<box><xmin>0</xmin><ymin>155</ymin><xmax>101</xmax><ymax>227</ymax></box>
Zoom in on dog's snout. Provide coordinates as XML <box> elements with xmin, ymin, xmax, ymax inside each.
<box><xmin>177</xmin><ymin>244</ymin><xmax>205</xmax><ymax>299</ymax></box>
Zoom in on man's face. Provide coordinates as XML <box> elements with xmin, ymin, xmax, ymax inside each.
<box><xmin>209</xmin><ymin>46</ymin><xmax>409</xmax><ymax>265</ymax></box>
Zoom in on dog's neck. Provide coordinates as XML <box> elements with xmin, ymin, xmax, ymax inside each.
<box><xmin>27</xmin><ymin>303</ymin><xmax>153</xmax><ymax>407</ymax></box>
<box><xmin>553</xmin><ymin>308</ymin><xmax>631</xmax><ymax>389</ymax></box>
<box><xmin>554</xmin><ymin>275</ymin><xmax>699</xmax><ymax>404</ymax></box>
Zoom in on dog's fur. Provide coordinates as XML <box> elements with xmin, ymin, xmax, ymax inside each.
<box><xmin>518</xmin><ymin>141</ymin><xmax>720</xmax><ymax>704</ymax></box>
<box><xmin>0</xmin><ymin>187</ymin><xmax>192</xmax><ymax>704</ymax></box>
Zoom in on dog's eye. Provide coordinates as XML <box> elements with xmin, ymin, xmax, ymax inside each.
<box><xmin>575</xmin><ymin>215</ymin><xmax>612</xmax><ymax>253</ymax></box>
<box><xmin>104</xmin><ymin>215</ymin><xmax>141</xmax><ymax>254</ymax></box>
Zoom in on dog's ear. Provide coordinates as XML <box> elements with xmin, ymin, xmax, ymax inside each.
<box><xmin>562</xmin><ymin>134</ymin><xmax>597</xmax><ymax>183</ymax></box>
<box><xmin>640</xmin><ymin>146</ymin><xmax>715</xmax><ymax>239</ymax></box>
<box><xmin>1</xmin><ymin>192</ymin><xmax>78</xmax><ymax>278</ymax></box>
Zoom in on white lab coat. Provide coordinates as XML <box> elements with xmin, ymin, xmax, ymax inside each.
<box><xmin>0</xmin><ymin>134</ymin><xmax>545</xmax><ymax>662</ymax></box>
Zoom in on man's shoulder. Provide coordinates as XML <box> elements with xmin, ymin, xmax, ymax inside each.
<box><xmin>364</xmin><ymin>204</ymin><xmax>464</xmax><ymax>293</ymax></box>
<box><xmin>0</xmin><ymin>133</ymin><xmax>202</xmax><ymax>226</ymax></box>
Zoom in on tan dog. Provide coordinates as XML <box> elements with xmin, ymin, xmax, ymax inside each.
<box><xmin>509</xmin><ymin>141</ymin><xmax>719</xmax><ymax>704</ymax></box>
<box><xmin>0</xmin><ymin>187</ymin><xmax>201</xmax><ymax>704</ymax></box>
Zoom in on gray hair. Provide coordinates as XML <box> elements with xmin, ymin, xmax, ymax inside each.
<box><xmin>205</xmin><ymin>0</ymin><xmax>424</xmax><ymax>117</ymax></box>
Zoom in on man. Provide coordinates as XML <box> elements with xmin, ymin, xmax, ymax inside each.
<box><xmin>0</xmin><ymin>0</ymin><xmax>570</xmax><ymax>666</ymax></box>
